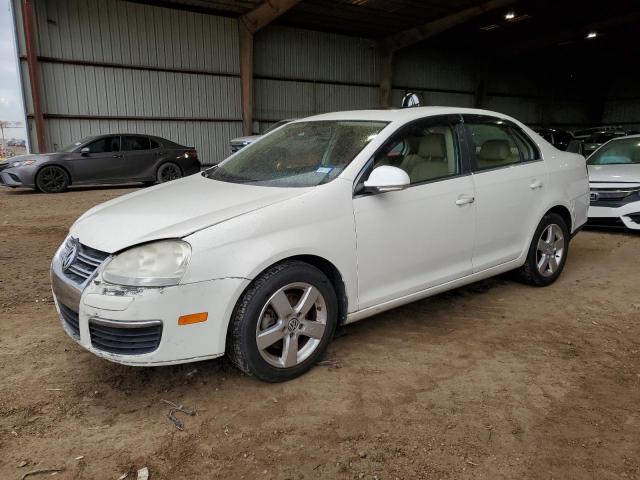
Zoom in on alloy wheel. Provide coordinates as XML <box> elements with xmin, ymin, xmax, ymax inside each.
<box><xmin>159</xmin><ymin>164</ymin><xmax>181</xmax><ymax>182</ymax></box>
<box><xmin>39</xmin><ymin>167</ymin><xmax>67</xmax><ymax>192</ymax></box>
<box><xmin>536</xmin><ymin>223</ymin><xmax>565</xmax><ymax>277</ymax></box>
<box><xmin>255</xmin><ymin>282</ymin><xmax>327</xmax><ymax>368</ymax></box>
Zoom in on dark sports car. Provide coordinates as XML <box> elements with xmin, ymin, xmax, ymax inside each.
<box><xmin>0</xmin><ymin>134</ymin><xmax>201</xmax><ymax>193</ymax></box>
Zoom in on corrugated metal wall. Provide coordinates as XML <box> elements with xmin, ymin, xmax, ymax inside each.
<box><xmin>602</xmin><ymin>77</ymin><xmax>640</xmax><ymax>129</ymax></box>
<box><xmin>253</xmin><ymin>26</ymin><xmax>379</xmax><ymax>121</ymax></box>
<box><xmin>13</xmin><ymin>0</ymin><xmax>601</xmax><ymax>165</ymax></box>
<box><xmin>14</xmin><ymin>0</ymin><xmax>242</xmax><ymax>164</ymax></box>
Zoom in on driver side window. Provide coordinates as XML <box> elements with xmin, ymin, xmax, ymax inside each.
<box><xmin>85</xmin><ymin>136</ymin><xmax>120</xmax><ymax>154</ymax></box>
<box><xmin>371</xmin><ymin>120</ymin><xmax>460</xmax><ymax>185</ymax></box>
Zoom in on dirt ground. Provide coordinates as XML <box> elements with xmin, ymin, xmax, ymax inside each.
<box><xmin>1</xmin><ymin>185</ymin><xmax>639</xmax><ymax>480</ymax></box>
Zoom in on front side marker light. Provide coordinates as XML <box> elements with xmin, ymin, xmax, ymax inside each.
<box><xmin>178</xmin><ymin>312</ymin><xmax>208</xmax><ymax>326</ymax></box>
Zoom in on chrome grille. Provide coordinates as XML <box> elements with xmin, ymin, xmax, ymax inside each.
<box><xmin>61</xmin><ymin>238</ymin><xmax>109</xmax><ymax>284</ymax></box>
<box><xmin>89</xmin><ymin>320</ymin><xmax>163</xmax><ymax>355</ymax></box>
<box><xmin>590</xmin><ymin>187</ymin><xmax>640</xmax><ymax>201</ymax></box>
<box><xmin>59</xmin><ymin>302</ymin><xmax>80</xmax><ymax>339</ymax></box>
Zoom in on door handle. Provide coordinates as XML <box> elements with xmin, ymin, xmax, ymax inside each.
<box><xmin>529</xmin><ymin>180</ymin><xmax>543</xmax><ymax>189</ymax></box>
<box><xmin>455</xmin><ymin>195</ymin><xmax>475</xmax><ymax>206</ymax></box>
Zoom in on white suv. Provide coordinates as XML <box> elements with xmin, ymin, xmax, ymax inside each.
<box><xmin>51</xmin><ymin>107</ymin><xmax>589</xmax><ymax>382</ymax></box>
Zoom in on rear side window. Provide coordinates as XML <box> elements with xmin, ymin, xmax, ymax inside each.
<box><xmin>122</xmin><ymin>135</ymin><xmax>151</xmax><ymax>151</ymax></box>
<box><xmin>85</xmin><ymin>136</ymin><xmax>120</xmax><ymax>153</ymax></box>
<box><xmin>466</xmin><ymin>123</ymin><xmax>521</xmax><ymax>170</ymax></box>
<box><xmin>510</xmin><ymin>128</ymin><xmax>540</xmax><ymax>161</ymax></box>
<box><xmin>466</xmin><ymin>121</ymin><xmax>540</xmax><ymax>170</ymax></box>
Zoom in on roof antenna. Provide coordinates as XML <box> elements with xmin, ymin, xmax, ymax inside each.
<box><xmin>401</xmin><ymin>92</ymin><xmax>421</xmax><ymax>108</ymax></box>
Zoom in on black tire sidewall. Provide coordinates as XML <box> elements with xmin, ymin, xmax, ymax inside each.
<box><xmin>235</xmin><ymin>263</ymin><xmax>338</xmax><ymax>382</ymax></box>
<box><xmin>525</xmin><ymin>213</ymin><xmax>570</xmax><ymax>286</ymax></box>
<box><xmin>156</xmin><ymin>162</ymin><xmax>182</xmax><ymax>183</ymax></box>
<box><xmin>36</xmin><ymin>166</ymin><xmax>69</xmax><ymax>193</ymax></box>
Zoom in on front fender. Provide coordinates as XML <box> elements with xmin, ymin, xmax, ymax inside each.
<box><xmin>182</xmin><ymin>179</ymin><xmax>359</xmax><ymax>312</ymax></box>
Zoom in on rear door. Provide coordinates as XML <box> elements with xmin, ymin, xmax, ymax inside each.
<box><xmin>72</xmin><ymin>136</ymin><xmax>123</xmax><ymax>183</ymax></box>
<box><xmin>121</xmin><ymin>135</ymin><xmax>153</xmax><ymax>180</ymax></box>
<box><xmin>462</xmin><ymin>115</ymin><xmax>547</xmax><ymax>272</ymax></box>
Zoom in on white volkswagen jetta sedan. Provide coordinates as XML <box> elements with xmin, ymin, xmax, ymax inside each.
<box><xmin>586</xmin><ymin>134</ymin><xmax>640</xmax><ymax>230</ymax></box>
<box><xmin>51</xmin><ymin>107</ymin><xmax>589</xmax><ymax>382</ymax></box>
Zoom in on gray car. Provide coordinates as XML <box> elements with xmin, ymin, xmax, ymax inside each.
<box><xmin>0</xmin><ymin>134</ymin><xmax>201</xmax><ymax>193</ymax></box>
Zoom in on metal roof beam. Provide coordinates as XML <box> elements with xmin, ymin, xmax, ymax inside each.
<box><xmin>378</xmin><ymin>0</ymin><xmax>515</xmax><ymax>108</ymax></box>
<box><xmin>381</xmin><ymin>0</ymin><xmax>515</xmax><ymax>53</ymax></box>
<box><xmin>240</xmin><ymin>0</ymin><xmax>302</xmax><ymax>34</ymax></box>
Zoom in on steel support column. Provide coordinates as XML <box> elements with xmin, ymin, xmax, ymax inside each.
<box><xmin>22</xmin><ymin>0</ymin><xmax>45</xmax><ymax>152</ymax></box>
<box><xmin>238</xmin><ymin>0</ymin><xmax>302</xmax><ymax>135</ymax></box>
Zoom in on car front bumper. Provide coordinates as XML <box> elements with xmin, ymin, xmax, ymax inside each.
<box><xmin>0</xmin><ymin>166</ymin><xmax>36</xmax><ymax>188</ymax></box>
<box><xmin>51</xmin><ymin>243</ymin><xmax>250</xmax><ymax>366</ymax></box>
<box><xmin>587</xmin><ymin>202</ymin><xmax>640</xmax><ymax>230</ymax></box>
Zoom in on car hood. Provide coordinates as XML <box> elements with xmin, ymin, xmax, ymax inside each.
<box><xmin>230</xmin><ymin>135</ymin><xmax>260</xmax><ymax>145</ymax></box>
<box><xmin>588</xmin><ymin>164</ymin><xmax>640</xmax><ymax>185</ymax></box>
<box><xmin>70</xmin><ymin>174</ymin><xmax>311</xmax><ymax>253</ymax></box>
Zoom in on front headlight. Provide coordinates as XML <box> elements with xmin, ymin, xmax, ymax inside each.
<box><xmin>10</xmin><ymin>160</ymin><xmax>36</xmax><ymax>167</ymax></box>
<box><xmin>102</xmin><ymin>240</ymin><xmax>191</xmax><ymax>287</ymax></box>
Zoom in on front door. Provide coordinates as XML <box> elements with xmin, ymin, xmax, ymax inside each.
<box><xmin>72</xmin><ymin>135</ymin><xmax>123</xmax><ymax>183</ymax></box>
<box><xmin>353</xmin><ymin>115</ymin><xmax>477</xmax><ymax>309</ymax></box>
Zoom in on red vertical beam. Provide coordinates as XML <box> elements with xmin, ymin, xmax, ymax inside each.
<box><xmin>238</xmin><ymin>0</ymin><xmax>302</xmax><ymax>136</ymax></box>
<box><xmin>22</xmin><ymin>0</ymin><xmax>46</xmax><ymax>152</ymax></box>
<box><xmin>238</xmin><ymin>22</ymin><xmax>254</xmax><ymax>136</ymax></box>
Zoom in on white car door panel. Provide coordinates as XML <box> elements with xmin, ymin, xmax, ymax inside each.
<box><xmin>354</xmin><ymin>176</ymin><xmax>476</xmax><ymax>308</ymax></box>
<box><xmin>471</xmin><ymin>162</ymin><xmax>546</xmax><ymax>270</ymax></box>
<box><xmin>352</xmin><ymin>115</ymin><xmax>476</xmax><ymax>310</ymax></box>
<box><xmin>462</xmin><ymin>115</ymin><xmax>547</xmax><ymax>272</ymax></box>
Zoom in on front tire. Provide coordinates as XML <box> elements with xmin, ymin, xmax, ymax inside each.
<box><xmin>36</xmin><ymin>166</ymin><xmax>69</xmax><ymax>193</ymax></box>
<box><xmin>517</xmin><ymin>213</ymin><xmax>569</xmax><ymax>287</ymax></box>
<box><xmin>156</xmin><ymin>162</ymin><xmax>182</xmax><ymax>183</ymax></box>
<box><xmin>226</xmin><ymin>261</ymin><xmax>338</xmax><ymax>382</ymax></box>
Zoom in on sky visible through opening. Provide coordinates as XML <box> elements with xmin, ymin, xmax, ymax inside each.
<box><xmin>0</xmin><ymin>0</ymin><xmax>27</xmax><ymax>144</ymax></box>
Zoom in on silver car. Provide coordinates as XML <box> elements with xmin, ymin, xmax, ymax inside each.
<box><xmin>229</xmin><ymin>119</ymin><xmax>295</xmax><ymax>153</ymax></box>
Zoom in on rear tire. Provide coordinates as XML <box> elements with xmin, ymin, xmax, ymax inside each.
<box><xmin>226</xmin><ymin>261</ymin><xmax>338</xmax><ymax>382</ymax></box>
<box><xmin>517</xmin><ymin>213</ymin><xmax>569</xmax><ymax>287</ymax></box>
<box><xmin>156</xmin><ymin>162</ymin><xmax>182</xmax><ymax>183</ymax></box>
<box><xmin>36</xmin><ymin>166</ymin><xmax>69</xmax><ymax>193</ymax></box>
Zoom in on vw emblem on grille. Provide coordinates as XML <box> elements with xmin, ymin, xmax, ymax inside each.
<box><xmin>61</xmin><ymin>238</ymin><xmax>79</xmax><ymax>272</ymax></box>
<box><xmin>590</xmin><ymin>192</ymin><xmax>599</xmax><ymax>202</ymax></box>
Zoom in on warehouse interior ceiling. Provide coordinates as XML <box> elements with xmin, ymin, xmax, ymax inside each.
<box><xmin>130</xmin><ymin>0</ymin><xmax>640</xmax><ymax>59</ymax></box>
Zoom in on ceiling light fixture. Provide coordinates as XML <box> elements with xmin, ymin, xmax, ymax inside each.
<box><xmin>504</xmin><ymin>11</ymin><xmax>515</xmax><ymax>20</ymax></box>
<box><xmin>586</xmin><ymin>31</ymin><xmax>597</xmax><ymax>39</ymax></box>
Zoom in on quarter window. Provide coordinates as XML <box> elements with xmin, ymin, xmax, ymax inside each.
<box><xmin>371</xmin><ymin>119</ymin><xmax>460</xmax><ymax>184</ymax></box>
<box><xmin>85</xmin><ymin>136</ymin><xmax>120</xmax><ymax>153</ymax></box>
<box><xmin>122</xmin><ymin>135</ymin><xmax>151</xmax><ymax>151</ymax></box>
<box><xmin>149</xmin><ymin>138</ymin><xmax>160</xmax><ymax>149</ymax></box>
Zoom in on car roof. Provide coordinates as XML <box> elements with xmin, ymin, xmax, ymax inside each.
<box><xmin>298</xmin><ymin>107</ymin><xmax>526</xmax><ymax>126</ymax></box>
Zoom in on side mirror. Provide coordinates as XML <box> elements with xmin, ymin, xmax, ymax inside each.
<box><xmin>80</xmin><ymin>147</ymin><xmax>90</xmax><ymax>155</ymax></box>
<box><xmin>363</xmin><ymin>165</ymin><xmax>410</xmax><ymax>193</ymax></box>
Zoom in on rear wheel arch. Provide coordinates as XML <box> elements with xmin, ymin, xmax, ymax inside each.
<box><xmin>544</xmin><ymin>205</ymin><xmax>572</xmax><ymax>233</ymax></box>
